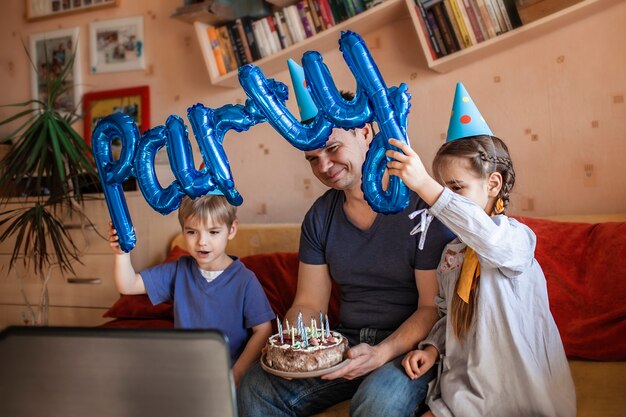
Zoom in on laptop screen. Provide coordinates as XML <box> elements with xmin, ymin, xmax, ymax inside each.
<box><xmin>0</xmin><ymin>326</ymin><xmax>237</xmax><ymax>417</ymax></box>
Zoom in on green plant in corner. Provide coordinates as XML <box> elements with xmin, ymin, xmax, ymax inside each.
<box><xmin>0</xmin><ymin>45</ymin><xmax>100</xmax><ymax>326</ymax></box>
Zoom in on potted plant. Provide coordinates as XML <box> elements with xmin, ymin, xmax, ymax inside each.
<box><xmin>0</xmin><ymin>46</ymin><xmax>100</xmax><ymax>326</ymax></box>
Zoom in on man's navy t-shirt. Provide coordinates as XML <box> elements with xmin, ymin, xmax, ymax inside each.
<box><xmin>299</xmin><ymin>189</ymin><xmax>454</xmax><ymax>330</ymax></box>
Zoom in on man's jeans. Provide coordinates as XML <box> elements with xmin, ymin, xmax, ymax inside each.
<box><xmin>237</xmin><ymin>327</ymin><xmax>436</xmax><ymax>417</ymax></box>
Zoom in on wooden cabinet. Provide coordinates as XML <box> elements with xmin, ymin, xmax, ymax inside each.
<box><xmin>184</xmin><ymin>0</ymin><xmax>615</xmax><ymax>88</ymax></box>
<box><xmin>0</xmin><ymin>193</ymin><xmax>179</xmax><ymax>329</ymax></box>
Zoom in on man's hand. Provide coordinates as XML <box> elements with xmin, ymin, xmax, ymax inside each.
<box><xmin>321</xmin><ymin>343</ymin><xmax>385</xmax><ymax>380</ymax></box>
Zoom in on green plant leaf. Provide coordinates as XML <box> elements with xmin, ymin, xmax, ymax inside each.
<box><xmin>1</xmin><ymin>45</ymin><xmax>101</xmax><ymax>278</ymax></box>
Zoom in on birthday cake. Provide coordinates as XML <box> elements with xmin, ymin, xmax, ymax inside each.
<box><xmin>265</xmin><ymin>328</ymin><xmax>348</xmax><ymax>373</ymax></box>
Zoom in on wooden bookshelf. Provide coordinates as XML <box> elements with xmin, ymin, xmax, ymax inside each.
<box><xmin>181</xmin><ymin>0</ymin><xmax>617</xmax><ymax>87</ymax></box>
<box><xmin>193</xmin><ymin>0</ymin><xmax>411</xmax><ymax>88</ymax></box>
<box><xmin>409</xmin><ymin>0</ymin><xmax>619</xmax><ymax>73</ymax></box>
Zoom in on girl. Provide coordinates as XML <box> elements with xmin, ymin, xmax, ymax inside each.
<box><xmin>385</xmin><ymin>83</ymin><xmax>575</xmax><ymax>417</ymax></box>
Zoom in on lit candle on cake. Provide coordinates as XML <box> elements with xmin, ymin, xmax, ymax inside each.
<box><xmin>325</xmin><ymin>314</ymin><xmax>330</xmax><ymax>338</ymax></box>
<box><xmin>303</xmin><ymin>325</ymin><xmax>308</xmax><ymax>347</ymax></box>
<box><xmin>277</xmin><ymin>316</ymin><xmax>284</xmax><ymax>344</ymax></box>
<box><xmin>291</xmin><ymin>327</ymin><xmax>295</xmax><ymax>347</ymax></box>
<box><xmin>319</xmin><ymin>311</ymin><xmax>324</xmax><ymax>337</ymax></box>
<box><xmin>285</xmin><ymin>318</ymin><xmax>290</xmax><ymax>333</ymax></box>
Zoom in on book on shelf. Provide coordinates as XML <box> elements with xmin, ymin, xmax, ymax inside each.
<box><xmin>273</xmin><ymin>10</ymin><xmax>293</xmax><ymax>49</ymax></box>
<box><xmin>363</xmin><ymin>0</ymin><xmax>385</xmax><ymax>9</ymax></box>
<box><xmin>206</xmin><ymin>26</ymin><xmax>227</xmax><ymax>76</ymax></box>
<box><xmin>414</xmin><ymin>2</ymin><xmax>443</xmax><ymax>59</ymax></box>
<box><xmin>452</xmin><ymin>0</ymin><xmax>478</xmax><ymax>45</ymax></box>
<box><xmin>227</xmin><ymin>20</ymin><xmax>249</xmax><ymax>66</ymax></box>
<box><xmin>468</xmin><ymin>0</ymin><xmax>491</xmax><ymax>40</ymax></box>
<box><xmin>297</xmin><ymin>0</ymin><xmax>317</xmax><ymax>38</ymax></box>
<box><xmin>317</xmin><ymin>0</ymin><xmax>336</xmax><ymax>28</ymax></box>
<box><xmin>461</xmin><ymin>0</ymin><xmax>485</xmax><ymax>43</ymax></box>
<box><xmin>267</xmin><ymin>15</ymin><xmax>284</xmax><ymax>52</ymax></box>
<box><xmin>259</xmin><ymin>17</ymin><xmax>280</xmax><ymax>55</ymax></box>
<box><xmin>353</xmin><ymin>0</ymin><xmax>366</xmax><ymax>14</ymax></box>
<box><xmin>328</xmin><ymin>0</ymin><xmax>349</xmax><ymax>23</ymax></box>
<box><xmin>307</xmin><ymin>0</ymin><xmax>326</xmax><ymax>32</ymax></box>
<box><xmin>473</xmin><ymin>0</ymin><xmax>497</xmax><ymax>38</ymax></box>
<box><xmin>285</xmin><ymin>4</ymin><xmax>307</xmax><ymax>42</ymax></box>
<box><xmin>426</xmin><ymin>8</ymin><xmax>448</xmax><ymax>55</ymax></box>
<box><xmin>487</xmin><ymin>0</ymin><xmax>508</xmax><ymax>32</ymax></box>
<box><xmin>216</xmin><ymin>25</ymin><xmax>238</xmax><ymax>73</ymax></box>
<box><xmin>251</xmin><ymin>19</ymin><xmax>270</xmax><ymax>58</ymax></box>
<box><xmin>235</xmin><ymin>18</ymin><xmax>254</xmax><ymax>64</ymax></box>
<box><xmin>444</xmin><ymin>0</ymin><xmax>472</xmax><ymax>47</ymax></box>
<box><xmin>242</xmin><ymin>17</ymin><xmax>262</xmax><ymax>61</ymax></box>
<box><xmin>431</xmin><ymin>2</ymin><xmax>460</xmax><ymax>53</ymax></box>
<box><xmin>500</xmin><ymin>0</ymin><xmax>522</xmax><ymax>28</ymax></box>
<box><xmin>441</xmin><ymin>0</ymin><xmax>465</xmax><ymax>50</ymax></box>
<box><xmin>481</xmin><ymin>0</ymin><xmax>504</xmax><ymax>35</ymax></box>
<box><xmin>342</xmin><ymin>0</ymin><xmax>357</xmax><ymax>17</ymax></box>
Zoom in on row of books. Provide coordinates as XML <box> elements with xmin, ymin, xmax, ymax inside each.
<box><xmin>414</xmin><ymin>0</ymin><xmax>523</xmax><ymax>59</ymax></box>
<box><xmin>205</xmin><ymin>0</ymin><xmax>387</xmax><ymax>75</ymax></box>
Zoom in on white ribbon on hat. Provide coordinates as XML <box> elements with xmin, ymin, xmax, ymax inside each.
<box><xmin>409</xmin><ymin>208</ymin><xmax>434</xmax><ymax>250</ymax></box>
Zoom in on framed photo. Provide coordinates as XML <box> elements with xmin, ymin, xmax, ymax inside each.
<box><xmin>89</xmin><ymin>16</ymin><xmax>145</xmax><ymax>73</ymax></box>
<box><xmin>25</xmin><ymin>0</ymin><xmax>118</xmax><ymax>22</ymax></box>
<box><xmin>30</xmin><ymin>27</ymin><xmax>81</xmax><ymax>113</ymax></box>
<box><xmin>82</xmin><ymin>86</ymin><xmax>150</xmax><ymax>148</ymax></box>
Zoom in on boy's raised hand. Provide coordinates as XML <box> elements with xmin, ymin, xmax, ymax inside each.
<box><xmin>108</xmin><ymin>221</ymin><xmax>126</xmax><ymax>255</ymax></box>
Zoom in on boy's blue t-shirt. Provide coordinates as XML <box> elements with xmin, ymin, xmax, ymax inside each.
<box><xmin>299</xmin><ymin>189</ymin><xmax>455</xmax><ymax>331</ymax></box>
<box><xmin>140</xmin><ymin>256</ymin><xmax>275</xmax><ymax>362</ymax></box>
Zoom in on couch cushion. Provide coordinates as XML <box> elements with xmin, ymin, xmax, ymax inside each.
<box><xmin>515</xmin><ymin>217</ymin><xmax>626</xmax><ymax>360</ymax></box>
<box><xmin>240</xmin><ymin>252</ymin><xmax>340</xmax><ymax>330</ymax></box>
<box><xmin>103</xmin><ymin>247</ymin><xmax>340</xmax><ymax>328</ymax></box>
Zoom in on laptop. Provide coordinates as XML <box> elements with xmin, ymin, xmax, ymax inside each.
<box><xmin>0</xmin><ymin>326</ymin><xmax>237</xmax><ymax>417</ymax></box>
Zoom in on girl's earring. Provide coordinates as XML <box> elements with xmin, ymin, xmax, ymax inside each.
<box><xmin>494</xmin><ymin>198</ymin><xmax>505</xmax><ymax>215</ymax></box>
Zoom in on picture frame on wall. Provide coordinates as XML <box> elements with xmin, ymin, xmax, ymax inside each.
<box><xmin>82</xmin><ymin>86</ymin><xmax>150</xmax><ymax>147</ymax></box>
<box><xmin>89</xmin><ymin>16</ymin><xmax>145</xmax><ymax>73</ymax></box>
<box><xmin>30</xmin><ymin>27</ymin><xmax>81</xmax><ymax>114</ymax></box>
<box><xmin>25</xmin><ymin>0</ymin><xmax>118</xmax><ymax>22</ymax></box>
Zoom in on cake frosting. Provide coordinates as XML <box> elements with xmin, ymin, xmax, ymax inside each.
<box><xmin>265</xmin><ymin>329</ymin><xmax>348</xmax><ymax>373</ymax></box>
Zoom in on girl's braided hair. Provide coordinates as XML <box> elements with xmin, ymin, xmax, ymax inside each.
<box><xmin>433</xmin><ymin>135</ymin><xmax>516</xmax><ymax>213</ymax></box>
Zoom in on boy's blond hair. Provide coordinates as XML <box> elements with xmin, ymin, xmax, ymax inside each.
<box><xmin>177</xmin><ymin>195</ymin><xmax>237</xmax><ymax>229</ymax></box>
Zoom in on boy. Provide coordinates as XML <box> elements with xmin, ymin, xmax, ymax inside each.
<box><xmin>109</xmin><ymin>194</ymin><xmax>274</xmax><ymax>385</ymax></box>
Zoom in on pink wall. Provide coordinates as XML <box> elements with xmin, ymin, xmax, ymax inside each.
<box><xmin>1</xmin><ymin>0</ymin><xmax>625</xmax><ymax>230</ymax></box>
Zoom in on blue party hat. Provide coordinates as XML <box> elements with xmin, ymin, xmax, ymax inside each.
<box><xmin>446</xmin><ymin>82</ymin><xmax>493</xmax><ymax>142</ymax></box>
<box><xmin>287</xmin><ymin>58</ymin><xmax>318</xmax><ymax>121</ymax></box>
<box><xmin>206</xmin><ymin>188</ymin><xmax>224</xmax><ymax>196</ymax></box>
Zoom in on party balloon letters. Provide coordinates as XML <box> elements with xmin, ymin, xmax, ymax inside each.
<box><xmin>92</xmin><ymin>31</ymin><xmax>412</xmax><ymax>252</ymax></box>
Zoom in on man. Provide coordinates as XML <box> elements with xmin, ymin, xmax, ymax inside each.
<box><xmin>238</xmin><ymin>66</ymin><xmax>453</xmax><ymax>417</ymax></box>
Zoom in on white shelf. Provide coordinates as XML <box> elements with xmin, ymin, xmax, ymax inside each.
<box><xmin>190</xmin><ymin>0</ymin><xmax>617</xmax><ymax>87</ymax></box>
<box><xmin>408</xmin><ymin>0</ymin><xmax>618</xmax><ymax>73</ymax></box>
<box><xmin>194</xmin><ymin>0</ymin><xmax>411</xmax><ymax>88</ymax></box>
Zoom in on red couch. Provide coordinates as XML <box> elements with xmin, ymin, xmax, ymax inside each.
<box><xmin>102</xmin><ymin>216</ymin><xmax>626</xmax><ymax>417</ymax></box>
